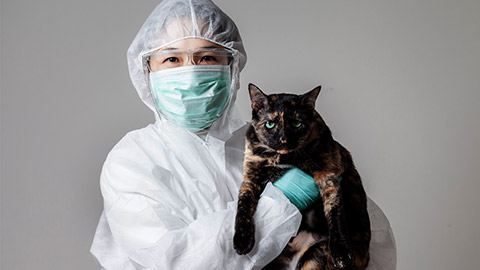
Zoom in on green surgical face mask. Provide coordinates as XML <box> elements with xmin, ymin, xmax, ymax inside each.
<box><xmin>149</xmin><ymin>65</ymin><xmax>231</xmax><ymax>132</ymax></box>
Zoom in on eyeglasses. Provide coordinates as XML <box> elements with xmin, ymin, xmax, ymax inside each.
<box><xmin>144</xmin><ymin>48</ymin><xmax>234</xmax><ymax>72</ymax></box>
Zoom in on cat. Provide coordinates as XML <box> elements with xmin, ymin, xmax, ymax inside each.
<box><xmin>233</xmin><ymin>84</ymin><xmax>371</xmax><ymax>270</ymax></box>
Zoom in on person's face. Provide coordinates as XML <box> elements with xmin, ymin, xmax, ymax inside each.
<box><xmin>148</xmin><ymin>38</ymin><xmax>232</xmax><ymax>71</ymax></box>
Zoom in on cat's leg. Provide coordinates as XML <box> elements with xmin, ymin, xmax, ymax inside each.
<box><xmin>340</xmin><ymin>168</ymin><xmax>371</xmax><ymax>270</ymax></box>
<box><xmin>262</xmin><ymin>243</ymin><xmax>296</xmax><ymax>270</ymax></box>
<box><xmin>313</xmin><ymin>172</ymin><xmax>352</xmax><ymax>269</ymax></box>
<box><xmin>265</xmin><ymin>230</ymin><xmax>319</xmax><ymax>270</ymax></box>
<box><xmin>351</xmin><ymin>248</ymin><xmax>370</xmax><ymax>270</ymax></box>
<box><xmin>234</xmin><ymin>164</ymin><xmax>289</xmax><ymax>254</ymax></box>
<box><xmin>298</xmin><ymin>240</ymin><xmax>367</xmax><ymax>270</ymax></box>
<box><xmin>233</xmin><ymin>178</ymin><xmax>263</xmax><ymax>254</ymax></box>
<box><xmin>296</xmin><ymin>241</ymin><xmax>329</xmax><ymax>270</ymax></box>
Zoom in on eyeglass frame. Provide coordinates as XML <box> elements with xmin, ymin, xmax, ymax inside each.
<box><xmin>142</xmin><ymin>47</ymin><xmax>234</xmax><ymax>72</ymax></box>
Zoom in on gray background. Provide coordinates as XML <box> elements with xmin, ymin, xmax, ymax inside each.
<box><xmin>1</xmin><ymin>0</ymin><xmax>479</xmax><ymax>269</ymax></box>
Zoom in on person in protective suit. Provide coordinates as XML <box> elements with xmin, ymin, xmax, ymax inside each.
<box><xmin>90</xmin><ymin>0</ymin><xmax>396</xmax><ymax>269</ymax></box>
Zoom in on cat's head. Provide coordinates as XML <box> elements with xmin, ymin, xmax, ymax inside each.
<box><xmin>248</xmin><ymin>83</ymin><xmax>323</xmax><ymax>154</ymax></box>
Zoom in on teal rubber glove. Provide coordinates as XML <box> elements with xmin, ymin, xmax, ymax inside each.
<box><xmin>273</xmin><ymin>167</ymin><xmax>320</xmax><ymax>211</ymax></box>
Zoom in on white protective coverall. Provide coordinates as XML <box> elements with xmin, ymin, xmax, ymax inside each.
<box><xmin>90</xmin><ymin>0</ymin><xmax>396</xmax><ymax>269</ymax></box>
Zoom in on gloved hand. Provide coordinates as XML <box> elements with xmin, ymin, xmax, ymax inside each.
<box><xmin>273</xmin><ymin>167</ymin><xmax>320</xmax><ymax>211</ymax></box>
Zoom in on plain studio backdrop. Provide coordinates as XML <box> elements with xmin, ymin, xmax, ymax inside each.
<box><xmin>1</xmin><ymin>0</ymin><xmax>479</xmax><ymax>269</ymax></box>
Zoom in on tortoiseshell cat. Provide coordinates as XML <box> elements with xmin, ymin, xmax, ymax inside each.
<box><xmin>233</xmin><ymin>84</ymin><xmax>371</xmax><ymax>270</ymax></box>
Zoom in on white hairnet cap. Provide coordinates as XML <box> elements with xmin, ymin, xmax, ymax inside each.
<box><xmin>127</xmin><ymin>0</ymin><xmax>247</xmax><ymax>116</ymax></box>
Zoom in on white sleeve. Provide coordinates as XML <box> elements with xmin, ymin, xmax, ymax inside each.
<box><xmin>93</xmin><ymin>154</ymin><xmax>301</xmax><ymax>270</ymax></box>
<box><xmin>366</xmin><ymin>198</ymin><xmax>397</xmax><ymax>270</ymax></box>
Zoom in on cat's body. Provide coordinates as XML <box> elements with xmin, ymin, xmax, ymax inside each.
<box><xmin>233</xmin><ymin>84</ymin><xmax>371</xmax><ymax>270</ymax></box>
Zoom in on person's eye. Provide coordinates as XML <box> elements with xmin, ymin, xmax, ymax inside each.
<box><xmin>163</xmin><ymin>57</ymin><xmax>180</xmax><ymax>63</ymax></box>
<box><xmin>200</xmin><ymin>55</ymin><xmax>217</xmax><ymax>63</ymax></box>
<box><xmin>294</xmin><ymin>121</ymin><xmax>302</xmax><ymax>128</ymax></box>
<box><xmin>265</xmin><ymin>121</ymin><xmax>275</xmax><ymax>129</ymax></box>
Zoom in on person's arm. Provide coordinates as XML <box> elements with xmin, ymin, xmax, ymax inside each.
<box><xmin>94</xmin><ymin>156</ymin><xmax>301</xmax><ymax>270</ymax></box>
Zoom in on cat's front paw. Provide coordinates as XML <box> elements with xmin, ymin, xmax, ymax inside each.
<box><xmin>329</xmin><ymin>242</ymin><xmax>352</xmax><ymax>269</ymax></box>
<box><xmin>233</xmin><ymin>221</ymin><xmax>255</xmax><ymax>255</ymax></box>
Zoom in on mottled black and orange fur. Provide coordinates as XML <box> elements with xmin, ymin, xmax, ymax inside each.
<box><xmin>233</xmin><ymin>84</ymin><xmax>371</xmax><ymax>270</ymax></box>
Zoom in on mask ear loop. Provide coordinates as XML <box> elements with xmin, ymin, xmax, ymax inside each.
<box><xmin>209</xmin><ymin>64</ymin><xmax>232</xmax><ymax>122</ymax></box>
<box><xmin>146</xmin><ymin>70</ymin><xmax>173</xmax><ymax>125</ymax></box>
<box><xmin>218</xmin><ymin>47</ymin><xmax>238</xmax><ymax>120</ymax></box>
<box><xmin>142</xmin><ymin>52</ymin><xmax>163</xmax><ymax>121</ymax></box>
<box><xmin>218</xmin><ymin>49</ymin><xmax>239</xmax><ymax>118</ymax></box>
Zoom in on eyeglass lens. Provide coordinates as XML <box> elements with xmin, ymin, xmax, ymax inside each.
<box><xmin>148</xmin><ymin>50</ymin><xmax>232</xmax><ymax>71</ymax></box>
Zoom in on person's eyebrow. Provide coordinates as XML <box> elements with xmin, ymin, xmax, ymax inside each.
<box><xmin>200</xmin><ymin>45</ymin><xmax>220</xmax><ymax>49</ymax></box>
<box><xmin>161</xmin><ymin>47</ymin><xmax>179</xmax><ymax>51</ymax></box>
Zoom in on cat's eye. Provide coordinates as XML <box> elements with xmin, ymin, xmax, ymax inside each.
<box><xmin>294</xmin><ymin>121</ymin><xmax>302</xmax><ymax>128</ymax></box>
<box><xmin>265</xmin><ymin>121</ymin><xmax>276</xmax><ymax>129</ymax></box>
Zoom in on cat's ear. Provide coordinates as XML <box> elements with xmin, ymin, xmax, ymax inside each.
<box><xmin>301</xmin><ymin>86</ymin><xmax>321</xmax><ymax>108</ymax></box>
<box><xmin>249</xmin><ymin>83</ymin><xmax>269</xmax><ymax>110</ymax></box>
